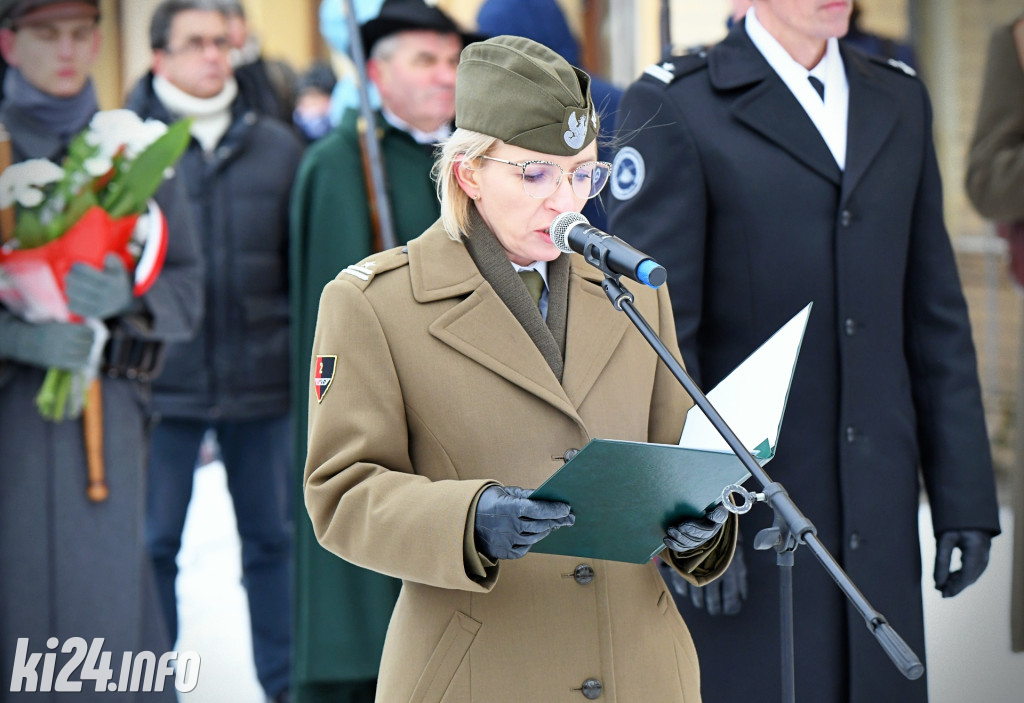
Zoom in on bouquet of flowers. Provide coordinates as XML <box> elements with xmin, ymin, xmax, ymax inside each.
<box><xmin>0</xmin><ymin>109</ymin><xmax>191</xmax><ymax>420</ymax></box>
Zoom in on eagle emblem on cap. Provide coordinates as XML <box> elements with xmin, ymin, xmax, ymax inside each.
<box><xmin>564</xmin><ymin>111</ymin><xmax>587</xmax><ymax>150</ymax></box>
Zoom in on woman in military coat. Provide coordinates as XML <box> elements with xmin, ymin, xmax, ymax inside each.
<box><xmin>304</xmin><ymin>36</ymin><xmax>736</xmax><ymax>703</ymax></box>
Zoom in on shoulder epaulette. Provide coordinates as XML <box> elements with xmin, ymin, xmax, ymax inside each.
<box><xmin>869</xmin><ymin>54</ymin><xmax>917</xmax><ymax>77</ymax></box>
<box><xmin>641</xmin><ymin>51</ymin><xmax>708</xmax><ymax>86</ymax></box>
<box><xmin>339</xmin><ymin>246</ymin><xmax>409</xmax><ymax>290</ymax></box>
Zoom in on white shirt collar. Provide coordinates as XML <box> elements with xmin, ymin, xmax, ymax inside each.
<box><xmin>381</xmin><ymin>107</ymin><xmax>452</xmax><ymax>146</ymax></box>
<box><xmin>745</xmin><ymin>7</ymin><xmax>849</xmax><ymax>169</ymax></box>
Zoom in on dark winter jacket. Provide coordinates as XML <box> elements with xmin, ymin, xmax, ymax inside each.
<box><xmin>126</xmin><ymin>73</ymin><xmax>303</xmax><ymax>420</ymax></box>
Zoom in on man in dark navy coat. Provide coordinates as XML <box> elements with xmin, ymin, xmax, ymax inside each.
<box><xmin>609</xmin><ymin>1</ymin><xmax>1000</xmax><ymax>702</ymax></box>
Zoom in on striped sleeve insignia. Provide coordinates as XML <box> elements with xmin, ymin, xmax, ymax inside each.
<box><xmin>887</xmin><ymin>58</ymin><xmax>916</xmax><ymax>77</ymax></box>
<box><xmin>337</xmin><ymin>248</ymin><xmax>409</xmax><ymax>290</ymax></box>
<box><xmin>341</xmin><ymin>261</ymin><xmax>378</xmax><ymax>281</ymax></box>
<box><xmin>643</xmin><ymin>61</ymin><xmax>677</xmax><ymax>84</ymax></box>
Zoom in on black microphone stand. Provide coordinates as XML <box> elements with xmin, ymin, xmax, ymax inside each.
<box><xmin>598</xmin><ymin>273</ymin><xmax>924</xmax><ymax>703</ymax></box>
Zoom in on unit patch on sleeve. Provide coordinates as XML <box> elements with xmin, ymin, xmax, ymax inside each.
<box><xmin>610</xmin><ymin>146</ymin><xmax>645</xmax><ymax>201</ymax></box>
<box><xmin>314</xmin><ymin>355</ymin><xmax>337</xmax><ymax>403</ymax></box>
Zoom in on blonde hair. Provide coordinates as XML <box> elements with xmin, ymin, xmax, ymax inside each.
<box><xmin>433</xmin><ymin>128</ymin><xmax>500</xmax><ymax>240</ymax></box>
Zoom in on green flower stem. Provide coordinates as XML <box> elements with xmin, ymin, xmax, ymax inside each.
<box><xmin>35</xmin><ymin>368</ymin><xmax>61</xmax><ymax>420</ymax></box>
<box><xmin>35</xmin><ymin>368</ymin><xmax>74</xmax><ymax>421</ymax></box>
<box><xmin>55</xmin><ymin>371</ymin><xmax>71</xmax><ymax>420</ymax></box>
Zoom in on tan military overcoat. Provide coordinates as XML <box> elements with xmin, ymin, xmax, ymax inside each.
<box><xmin>305</xmin><ymin>220</ymin><xmax>735</xmax><ymax>703</ymax></box>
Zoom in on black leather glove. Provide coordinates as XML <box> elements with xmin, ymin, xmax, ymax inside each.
<box><xmin>934</xmin><ymin>529</ymin><xmax>992</xmax><ymax>598</ymax></box>
<box><xmin>65</xmin><ymin>253</ymin><xmax>133</xmax><ymax>319</ymax></box>
<box><xmin>0</xmin><ymin>315</ymin><xmax>95</xmax><ymax>370</ymax></box>
<box><xmin>687</xmin><ymin>544</ymin><xmax>747</xmax><ymax>615</ymax></box>
<box><xmin>664</xmin><ymin>504</ymin><xmax>730</xmax><ymax>553</ymax></box>
<box><xmin>473</xmin><ymin>486</ymin><xmax>575</xmax><ymax>561</ymax></box>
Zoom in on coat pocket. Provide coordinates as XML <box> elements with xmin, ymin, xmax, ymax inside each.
<box><xmin>408</xmin><ymin>611</ymin><xmax>481</xmax><ymax>703</ymax></box>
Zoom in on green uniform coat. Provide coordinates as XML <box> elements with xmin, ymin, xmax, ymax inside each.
<box><xmin>289</xmin><ymin>108</ymin><xmax>441</xmax><ymax>688</ymax></box>
<box><xmin>304</xmin><ymin>219</ymin><xmax>736</xmax><ymax>703</ymax></box>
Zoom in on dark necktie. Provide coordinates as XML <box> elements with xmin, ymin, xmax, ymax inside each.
<box><xmin>518</xmin><ymin>269</ymin><xmax>544</xmax><ymax>308</ymax></box>
<box><xmin>808</xmin><ymin>76</ymin><xmax>825</xmax><ymax>101</ymax></box>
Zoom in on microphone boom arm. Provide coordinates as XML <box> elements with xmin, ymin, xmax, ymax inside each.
<box><xmin>598</xmin><ymin>274</ymin><xmax>924</xmax><ymax>698</ymax></box>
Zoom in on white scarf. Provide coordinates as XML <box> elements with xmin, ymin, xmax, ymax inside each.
<box><xmin>153</xmin><ymin>75</ymin><xmax>239</xmax><ymax>153</ymax></box>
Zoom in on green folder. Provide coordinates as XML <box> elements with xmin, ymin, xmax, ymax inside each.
<box><xmin>531</xmin><ymin>438</ymin><xmax>768</xmax><ymax>563</ymax></box>
<box><xmin>530</xmin><ymin>303</ymin><xmax>812</xmax><ymax>564</ymax></box>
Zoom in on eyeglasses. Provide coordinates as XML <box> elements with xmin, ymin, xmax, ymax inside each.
<box><xmin>164</xmin><ymin>35</ymin><xmax>231</xmax><ymax>56</ymax></box>
<box><xmin>480</xmin><ymin>156</ymin><xmax>611</xmax><ymax>200</ymax></box>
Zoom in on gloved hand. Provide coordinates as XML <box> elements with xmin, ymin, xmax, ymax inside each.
<box><xmin>684</xmin><ymin>545</ymin><xmax>748</xmax><ymax>615</ymax></box>
<box><xmin>0</xmin><ymin>315</ymin><xmax>96</xmax><ymax>370</ymax></box>
<box><xmin>65</xmin><ymin>253</ymin><xmax>134</xmax><ymax>320</ymax></box>
<box><xmin>934</xmin><ymin>529</ymin><xmax>992</xmax><ymax>598</ymax></box>
<box><xmin>664</xmin><ymin>503</ymin><xmax>730</xmax><ymax>553</ymax></box>
<box><xmin>473</xmin><ymin>485</ymin><xmax>575</xmax><ymax>561</ymax></box>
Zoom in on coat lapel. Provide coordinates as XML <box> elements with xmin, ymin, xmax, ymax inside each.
<box><xmin>840</xmin><ymin>48</ymin><xmax>899</xmax><ymax>205</ymax></box>
<box><xmin>730</xmin><ymin>86</ymin><xmax>842</xmax><ymax>186</ymax></box>
<box><xmin>409</xmin><ymin>224</ymin><xmax>580</xmax><ymax>420</ymax></box>
<box><xmin>711</xmin><ymin>28</ymin><xmax>842</xmax><ymax>186</ymax></box>
<box><xmin>408</xmin><ymin>222</ymin><xmax>633</xmax><ymax>423</ymax></box>
<box><xmin>560</xmin><ymin>266</ymin><xmax>630</xmax><ymax>409</ymax></box>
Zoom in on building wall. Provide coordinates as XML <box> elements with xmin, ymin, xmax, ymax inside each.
<box><xmin>916</xmin><ymin>0</ymin><xmax>1023</xmax><ymax>239</ymax></box>
<box><xmin>93</xmin><ymin>0</ymin><xmax>123</xmax><ymax>109</ymax></box>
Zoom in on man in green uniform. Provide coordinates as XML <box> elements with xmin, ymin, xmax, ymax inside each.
<box><xmin>288</xmin><ymin>1</ymin><xmax>478</xmax><ymax>700</ymax></box>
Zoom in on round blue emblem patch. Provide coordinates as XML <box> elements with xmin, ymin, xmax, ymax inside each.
<box><xmin>610</xmin><ymin>147</ymin><xmax>645</xmax><ymax>201</ymax></box>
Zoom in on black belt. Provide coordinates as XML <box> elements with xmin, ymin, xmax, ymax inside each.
<box><xmin>102</xmin><ymin>324</ymin><xmax>165</xmax><ymax>382</ymax></box>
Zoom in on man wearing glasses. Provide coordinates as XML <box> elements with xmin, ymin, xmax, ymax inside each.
<box><xmin>125</xmin><ymin>2</ymin><xmax>303</xmax><ymax>702</ymax></box>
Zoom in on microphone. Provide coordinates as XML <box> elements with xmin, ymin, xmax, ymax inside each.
<box><xmin>549</xmin><ymin>212</ymin><xmax>667</xmax><ymax>288</ymax></box>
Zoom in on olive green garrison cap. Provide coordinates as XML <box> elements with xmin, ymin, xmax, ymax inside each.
<box><xmin>455</xmin><ymin>35</ymin><xmax>598</xmax><ymax>157</ymax></box>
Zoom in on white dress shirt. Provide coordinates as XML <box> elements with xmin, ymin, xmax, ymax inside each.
<box><xmin>381</xmin><ymin>108</ymin><xmax>452</xmax><ymax>146</ymax></box>
<box><xmin>745</xmin><ymin>7</ymin><xmax>849</xmax><ymax>170</ymax></box>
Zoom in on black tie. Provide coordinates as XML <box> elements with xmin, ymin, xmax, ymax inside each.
<box><xmin>518</xmin><ymin>270</ymin><xmax>544</xmax><ymax>308</ymax></box>
<box><xmin>808</xmin><ymin>76</ymin><xmax>825</xmax><ymax>101</ymax></box>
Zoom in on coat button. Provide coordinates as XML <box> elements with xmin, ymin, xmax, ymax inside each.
<box><xmin>840</xmin><ymin>210</ymin><xmax>852</xmax><ymax>227</ymax></box>
<box><xmin>581</xmin><ymin>678</ymin><xmax>603</xmax><ymax>699</ymax></box>
<box><xmin>563</xmin><ymin>448</ymin><xmax>580</xmax><ymax>462</ymax></box>
<box><xmin>574</xmin><ymin>564</ymin><xmax>595</xmax><ymax>585</ymax></box>
<box><xmin>849</xmin><ymin>532</ymin><xmax>862</xmax><ymax>550</ymax></box>
<box><xmin>844</xmin><ymin>318</ymin><xmax>857</xmax><ymax>336</ymax></box>
<box><xmin>845</xmin><ymin>426</ymin><xmax>856</xmax><ymax>443</ymax></box>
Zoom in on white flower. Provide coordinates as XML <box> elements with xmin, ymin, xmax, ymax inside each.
<box><xmin>0</xmin><ymin>158</ymin><xmax>64</xmax><ymax>209</ymax></box>
<box><xmin>125</xmin><ymin>119</ymin><xmax>168</xmax><ymax>159</ymax></box>
<box><xmin>86</xmin><ymin>109</ymin><xmax>144</xmax><ymax>160</ymax></box>
<box><xmin>86</xmin><ymin>109</ymin><xmax>168</xmax><ymax>162</ymax></box>
<box><xmin>83</xmin><ymin>156</ymin><xmax>113</xmax><ymax>177</ymax></box>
